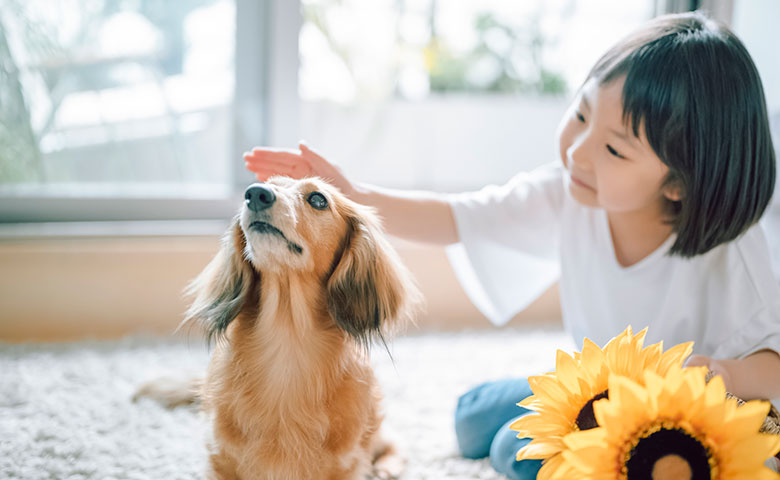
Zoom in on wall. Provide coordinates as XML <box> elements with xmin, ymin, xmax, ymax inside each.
<box><xmin>301</xmin><ymin>95</ymin><xmax>570</xmax><ymax>192</ymax></box>
<box><xmin>733</xmin><ymin>0</ymin><xmax>780</xmax><ymax>115</ymax></box>
<box><xmin>0</xmin><ymin>235</ymin><xmax>561</xmax><ymax>342</ymax></box>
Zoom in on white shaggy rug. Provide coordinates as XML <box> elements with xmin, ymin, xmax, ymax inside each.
<box><xmin>0</xmin><ymin>327</ymin><xmax>573</xmax><ymax>479</ymax></box>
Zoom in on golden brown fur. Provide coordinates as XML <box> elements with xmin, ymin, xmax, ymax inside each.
<box><xmin>137</xmin><ymin>177</ymin><xmax>420</xmax><ymax>480</ymax></box>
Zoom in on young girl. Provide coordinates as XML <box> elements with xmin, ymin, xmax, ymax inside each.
<box><xmin>244</xmin><ymin>12</ymin><xmax>780</xmax><ymax>479</ymax></box>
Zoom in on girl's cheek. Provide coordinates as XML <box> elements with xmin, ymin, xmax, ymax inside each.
<box><xmin>558</xmin><ymin>121</ymin><xmax>575</xmax><ymax>169</ymax></box>
<box><xmin>559</xmin><ymin>136</ymin><xmax>568</xmax><ymax>168</ymax></box>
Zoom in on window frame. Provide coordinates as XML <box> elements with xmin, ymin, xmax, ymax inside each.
<box><xmin>0</xmin><ymin>0</ymin><xmax>300</xmax><ymax>224</ymax></box>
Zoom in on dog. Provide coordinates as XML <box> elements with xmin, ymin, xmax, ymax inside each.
<box><xmin>135</xmin><ymin>176</ymin><xmax>420</xmax><ymax>479</ymax></box>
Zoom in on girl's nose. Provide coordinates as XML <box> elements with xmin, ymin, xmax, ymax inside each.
<box><xmin>568</xmin><ymin>134</ymin><xmax>593</xmax><ymax>170</ymax></box>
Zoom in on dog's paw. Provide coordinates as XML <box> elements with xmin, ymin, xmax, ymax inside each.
<box><xmin>372</xmin><ymin>453</ymin><xmax>405</xmax><ymax>480</ymax></box>
<box><xmin>132</xmin><ymin>375</ymin><xmax>201</xmax><ymax>409</ymax></box>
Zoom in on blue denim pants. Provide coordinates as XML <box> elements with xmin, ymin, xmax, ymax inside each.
<box><xmin>454</xmin><ymin>378</ymin><xmax>542</xmax><ymax>479</ymax></box>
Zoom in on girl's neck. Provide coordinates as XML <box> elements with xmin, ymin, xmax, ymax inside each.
<box><xmin>606</xmin><ymin>207</ymin><xmax>673</xmax><ymax>268</ymax></box>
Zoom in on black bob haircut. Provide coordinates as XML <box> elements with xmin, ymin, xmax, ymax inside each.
<box><xmin>586</xmin><ymin>11</ymin><xmax>776</xmax><ymax>257</ymax></box>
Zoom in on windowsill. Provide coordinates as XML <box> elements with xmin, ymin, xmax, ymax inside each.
<box><xmin>0</xmin><ymin>220</ymin><xmax>231</xmax><ymax>240</ymax></box>
<box><xmin>0</xmin><ymin>194</ymin><xmax>246</xmax><ymax>223</ymax></box>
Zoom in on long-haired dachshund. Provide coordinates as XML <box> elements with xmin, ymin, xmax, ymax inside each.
<box><xmin>136</xmin><ymin>176</ymin><xmax>420</xmax><ymax>479</ymax></box>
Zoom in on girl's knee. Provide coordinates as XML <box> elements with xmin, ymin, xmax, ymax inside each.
<box><xmin>489</xmin><ymin>417</ymin><xmax>542</xmax><ymax>480</ymax></box>
<box><xmin>454</xmin><ymin>378</ymin><xmax>533</xmax><ymax>459</ymax></box>
<box><xmin>454</xmin><ymin>382</ymin><xmax>495</xmax><ymax>459</ymax></box>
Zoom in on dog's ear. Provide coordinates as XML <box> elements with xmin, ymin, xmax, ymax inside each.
<box><xmin>181</xmin><ymin>217</ymin><xmax>257</xmax><ymax>343</ymax></box>
<box><xmin>326</xmin><ymin>204</ymin><xmax>421</xmax><ymax>348</ymax></box>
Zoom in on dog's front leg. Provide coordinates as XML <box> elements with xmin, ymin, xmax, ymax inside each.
<box><xmin>371</xmin><ymin>430</ymin><xmax>405</xmax><ymax>480</ymax></box>
<box><xmin>207</xmin><ymin>449</ymin><xmax>241</xmax><ymax>480</ymax></box>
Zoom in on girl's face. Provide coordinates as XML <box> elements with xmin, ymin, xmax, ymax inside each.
<box><xmin>557</xmin><ymin>76</ymin><xmax>677</xmax><ymax>216</ymax></box>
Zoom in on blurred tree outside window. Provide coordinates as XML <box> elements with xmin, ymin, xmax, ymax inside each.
<box><xmin>0</xmin><ymin>0</ymin><xmax>656</xmax><ymax>211</ymax></box>
<box><xmin>0</xmin><ymin>0</ymin><xmax>235</xmax><ymax>191</ymax></box>
<box><xmin>298</xmin><ymin>0</ymin><xmax>651</xmax><ymax>104</ymax></box>
<box><xmin>296</xmin><ymin>0</ymin><xmax>653</xmax><ymax>192</ymax></box>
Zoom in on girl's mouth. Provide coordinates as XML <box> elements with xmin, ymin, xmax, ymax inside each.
<box><xmin>570</xmin><ymin>174</ymin><xmax>595</xmax><ymax>191</ymax></box>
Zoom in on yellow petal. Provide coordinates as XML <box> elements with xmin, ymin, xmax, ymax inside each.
<box><xmin>657</xmin><ymin>341</ymin><xmax>694</xmax><ymax>373</ymax></box>
<box><xmin>516</xmin><ymin>438</ymin><xmax>565</xmax><ymax>460</ymax></box>
<box><xmin>579</xmin><ymin>338</ymin><xmax>606</xmax><ymax>381</ymax></box>
<box><xmin>723</xmin><ymin>434</ymin><xmax>780</xmax><ymax>467</ymax></box>
<box><xmin>602</xmin><ymin>375</ymin><xmax>647</xmax><ymax>414</ymax></box>
<box><xmin>562</xmin><ymin>428</ymin><xmax>606</xmax><ymax>450</ymax></box>
<box><xmin>528</xmin><ymin>375</ymin><xmax>569</xmax><ymax>401</ymax></box>
<box><xmin>554</xmin><ymin>349</ymin><xmax>582</xmax><ymax>395</ymax></box>
<box><xmin>538</xmin><ymin>453</ymin><xmax>572</xmax><ymax>480</ymax></box>
<box><xmin>511</xmin><ymin>413</ymin><xmax>572</xmax><ymax>437</ymax></box>
<box><xmin>722</xmin><ymin>400</ymin><xmax>772</xmax><ymax>437</ymax></box>
<box><xmin>641</xmin><ymin>342</ymin><xmax>663</xmax><ymax>371</ymax></box>
<box><xmin>560</xmin><ymin>445</ymin><xmax>607</xmax><ymax>475</ymax></box>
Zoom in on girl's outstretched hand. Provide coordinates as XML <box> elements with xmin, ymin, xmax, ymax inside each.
<box><xmin>243</xmin><ymin>142</ymin><xmax>354</xmax><ymax>195</ymax></box>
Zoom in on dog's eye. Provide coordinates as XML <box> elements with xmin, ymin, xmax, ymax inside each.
<box><xmin>307</xmin><ymin>192</ymin><xmax>328</xmax><ymax>210</ymax></box>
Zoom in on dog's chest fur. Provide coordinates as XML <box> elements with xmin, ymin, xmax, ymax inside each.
<box><xmin>203</xmin><ymin>274</ymin><xmax>378</xmax><ymax>478</ymax></box>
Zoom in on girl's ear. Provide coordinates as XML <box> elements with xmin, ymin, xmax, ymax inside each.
<box><xmin>181</xmin><ymin>218</ymin><xmax>258</xmax><ymax>344</ymax></box>
<box><xmin>662</xmin><ymin>177</ymin><xmax>684</xmax><ymax>202</ymax></box>
<box><xmin>326</xmin><ymin>205</ymin><xmax>421</xmax><ymax>349</ymax></box>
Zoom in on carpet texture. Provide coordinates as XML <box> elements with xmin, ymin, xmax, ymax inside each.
<box><xmin>1</xmin><ymin>327</ymin><xmax>573</xmax><ymax>479</ymax></box>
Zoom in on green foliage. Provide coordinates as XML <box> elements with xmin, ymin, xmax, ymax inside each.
<box><xmin>0</xmin><ymin>7</ymin><xmax>43</xmax><ymax>183</ymax></box>
<box><xmin>0</xmin><ymin>0</ymin><xmax>216</xmax><ymax>184</ymax></box>
<box><xmin>426</xmin><ymin>11</ymin><xmax>567</xmax><ymax>96</ymax></box>
<box><xmin>303</xmin><ymin>1</ymin><xmax>567</xmax><ymax>99</ymax></box>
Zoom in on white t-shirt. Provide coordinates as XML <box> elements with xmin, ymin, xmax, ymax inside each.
<box><xmin>447</xmin><ymin>162</ymin><xmax>780</xmax><ymax>360</ymax></box>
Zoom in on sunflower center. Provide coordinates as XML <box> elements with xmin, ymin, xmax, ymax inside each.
<box><xmin>575</xmin><ymin>389</ymin><xmax>608</xmax><ymax>430</ymax></box>
<box><xmin>623</xmin><ymin>422</ymin><xmax>715</xmax><ymax>480</ymax></box>
<box><xmin>650</xmin><ymin>455</ymin><xmax>692</xmax><ymax>480</ymax></box>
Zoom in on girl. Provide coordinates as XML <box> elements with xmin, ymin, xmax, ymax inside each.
<box><xmin>244</xmin><ymin>12</ymin><xmax>780</xmax><ymax>479</ymax></box>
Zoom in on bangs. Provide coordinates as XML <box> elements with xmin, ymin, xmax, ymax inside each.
<box><xmin>588</xmin><ymin>19</ymin><xmax>711</xmax><ymax>165</ymax></box>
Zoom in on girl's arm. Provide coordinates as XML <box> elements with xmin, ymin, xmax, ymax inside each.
<box><xmin>243</xmin><ymin>143</ymin><xmax>459</xmax><ymax>245</ymax></box>
<box><xmin>349</xmin><ymin>183</ymin><xmax>459</xmax><ymax>245</ymax></box>
<box><xmin>687</xmin><ymin>350</ymin><xmax>780</xmax><ymax>401</ymax></box>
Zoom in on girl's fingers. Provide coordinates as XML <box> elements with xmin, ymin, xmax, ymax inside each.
<box><xmin>244</xmin><ymin>156</ymin><xmax>312</xmax><ymax>177</ymax></box>
<box><xmin>245</xmin><ymin>150</ymin><xmax>302</xmax><ymax>164</ymax></box>
<box><xmin>249</xmin><ymin>161</ymin><xmax>312</xmax><ymax>179</ymax></box>
<box><xmin>254</xmin><ymin>160</ymin><xmax>312</xmax><ymax>176</ymax></box>
<box><xmin>299</xmin><ymin>143</ymin><xmax>319</xmax><ymax>158</ymax></box>
<box><xmin>299</xmin><ymin>143</ymin><xmax>329</xmax><ymax>166</ymax></box>
<box><xmin>244</xmin><ymin>145</ymin><xmax>321</xmax><ymax>179</ymax></box>
<box><xmin>244</xmin><ymin>155</ymin><xmax>302</xmax><ymax>171</ymax></box>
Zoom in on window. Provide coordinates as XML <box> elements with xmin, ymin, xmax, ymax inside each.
<box><xmin>6</xmin><ymin>1</ymin><xmax>710</xmax><ymax>223</ymax></box>
<box><xmin>0</xmin><ymin>0</ymin><xmax>299</xmax><ymax>223</ymax></box>
<box><xmin>297</xmin><ymin>0</ymin><xmax>655</xmax><ymax>192</ymax></box>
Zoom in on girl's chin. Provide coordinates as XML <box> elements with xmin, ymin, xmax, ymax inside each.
<box><xmin>568</xmin><ymin>183</ymin><xmax>600</xmax><ymax>208</ymax></box>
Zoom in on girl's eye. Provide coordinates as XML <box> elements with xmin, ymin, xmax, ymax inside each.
<box><xmin>307</xmin><ymin>192</ymin><xmax>328</xmax><ymax>210</ymax></box>
<box><xmin>575</xmin><ymin>111</ymin><xmax>586</xmax><ymax>123</ymax></box>
<box><xmin>606</xmin><ymin>144</ymin><xmax>625</xmax><ymax>159</ymax></box>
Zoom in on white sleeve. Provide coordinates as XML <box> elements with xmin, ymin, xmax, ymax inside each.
<box><xmin>711</xmin><ymin>304</ymin><xmax>780</xmax><ymax>360</ymax></box>
<box><xmin>445</xmin><ymin>163</ymin><xmax>565</xmax><ymax>326</ymax></box>
<box><xmin>707</xmin><ymin>226</ymin><xmax>780</xmax><ymax>360</ymax></box>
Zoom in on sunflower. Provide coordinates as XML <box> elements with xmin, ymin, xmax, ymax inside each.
<box><xmin>511</xmin><ymin>326</ymin><xmax>693</xmax><ymax>479</ymax></box>
<box><xmin>559</xmin><ymin>366</ymin><xmax>780</xmax><ymax>479</ymax></box>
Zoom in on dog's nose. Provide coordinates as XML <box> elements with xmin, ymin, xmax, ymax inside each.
<box><xmin>245</xmin><ymin>183</ymin><xmax>276</xmax><ymax>212</ymax></box>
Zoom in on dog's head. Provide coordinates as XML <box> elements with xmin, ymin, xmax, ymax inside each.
<box><xmin>184</xmin><ymin>176</ymin><xmax>420</xmax><ymax>347</ymax></box>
